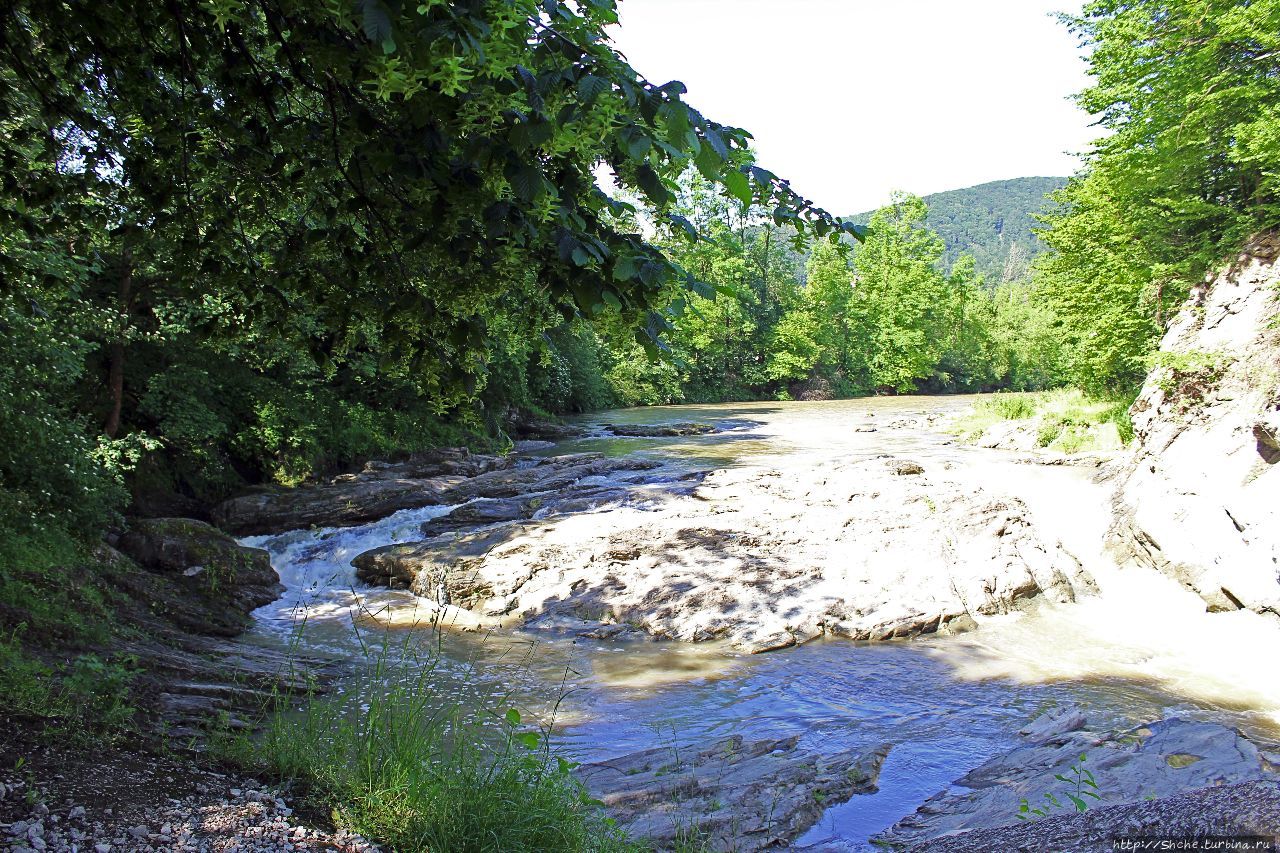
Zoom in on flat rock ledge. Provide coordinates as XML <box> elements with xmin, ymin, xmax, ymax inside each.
<box><xmin>576</xmin><ymin>735</ymin><xmax>892</xmax><ymax>852</ymax></box>
<box><xmin>907</xmin><ymin>780</ymin><xmax>1280</xmax><ymax>853</ymax></box>
<box><xmin>877</xmin><ymin>706</ymin><xmax>1280</xmax><ymax>850</ymax></box>
<box><xmin>353</xmin><ymin>453</ymin><xmax>1096</xmax><ymax>652</ymax></box>
<box><xmin>211</xmin><ymin>449</ymin><xmax>656</xmax><ymax>536</ymax></box>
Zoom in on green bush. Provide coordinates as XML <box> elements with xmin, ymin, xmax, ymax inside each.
<box><xmin>0</xmin><ymin>293</ymin><xmax>128</xmax><ymax>546</ymax></box>
<box><xmin>219</xmin><ymin>632</ymin><xmax>640</xmax><ymax>853</ymax></box>
<box><xmin>986</xmin><ymin>394</ymin><xmax>1037</xmax><ymax>421</ymax></box>
<box><xmin>0</xmin><ymin>627</ymin><xmax>138</xmax><ymax>742</ymax></box>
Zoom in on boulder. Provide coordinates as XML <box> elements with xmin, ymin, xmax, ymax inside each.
<box><xmin>116</xmin><ymin>517</ymin><xmax>282</xmax><ymax>615</ymax></box>
<box><xmin>209</xmin><ymin>452</ymin><xmax>653</xmax><ymax>537</ymax></box>
<box><xmin>577</xmin><ymin>735</ymin><xmax>892</xmax><ymax>851</ymax></box>
<box><xmin>212</xmin><ymin>475</ymin><xmax>463</xmax><ymax>536</ymax></box>
<box><xmin>1107</xmin><ymin>232</ymin><xmax>1280</xmax><ymax>618</ymax></box>
<box><xmin>419</xmin><ymin>487</ymin><xmax>638</xmax><ymax>538</ymax></box>
<box><xmin>420</xmin><ymin>498</ymin><xmax>530</xmax><ymax>536</ymax></box>
<box><xmin>353</xmin><ymin>526</ymin><xmax>517</xmax><ymax>605</ymax></box>
<box><xmin>507</xmin><ymin>415</ymin><xmax>587</xmax><ymax>441</ymax></box>
<box><xmin>908</xmin><ymin>780</ymin><xmax>1280</xmax><ymax>853</ymax></box>
<box><xmin>439</xmin><ymin>455</ymin><xmax>657</xmax><ymax>503</ymax></box>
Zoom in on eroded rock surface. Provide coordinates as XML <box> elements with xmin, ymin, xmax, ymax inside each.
<box><xmin>603</xmin><ymin>421</ymin><xmax>716</xmax><ymax>437</ymax></box>
<box><xmin>905</xmin><ymin>779</ymin><xmax>1280</xmax><ymax>853</ymax></box>
<box><xmin>577</xmin><ymin>735</ymin><xmax>891</xmax><ymax>852</ymax></box>
<box><xmin>876</xmin><ymin>708</ymin><xmax>1280</xmax><ymax>849</ymax></box>
<box><xmin>211</xmin><ymin>450</ymin><xmax>654</xmax><ymax>536</ymax></box>
<box><xmin>1107</xmin><ymin>232</ymin><xmax>1280</xmax><ymax>618</ymax></box>
<box><xmin>116</xmin><ymin>517</ymin><xmax>283</xmax><ymax>620</ymax></box>
<box><xmin>354</xmin><ymin>453</ymin><xmax>1095</xmax><ymax>651</ymax></box>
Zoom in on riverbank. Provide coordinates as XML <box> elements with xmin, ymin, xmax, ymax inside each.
<box><xmin>6</xmin><ymin>390</ymin><xmax>1280</xmax><ymax>851</ymax></box>
<box><xmin>227</xmin><ymin>394</ymin><xmax>1279</xmax><ymax>849</ymax></box>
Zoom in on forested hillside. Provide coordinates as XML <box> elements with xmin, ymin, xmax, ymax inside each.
<box><xmin>849</xmin><ymin>176</ymin><xmax>1066</xmax><ymax>282</ymax></box>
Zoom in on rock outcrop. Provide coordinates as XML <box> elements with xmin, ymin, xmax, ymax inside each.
<box><xmin>577</xmin><ymin>735</ymin><xmax>892</xmax><ymax>851</ymax></box>
<box><xmin>906</xmin><ymin>780</ymin><xmax>1280</xmax><ymax>853</ymax></box>
<box><xmin>211</xmin><ymin>450</ymin><xmax>654</xmax><ymax>536</ymax></box>
<box><xmin>602</xmin><ymin>421</ymin><xmax>716</xmax><ymax>437</ymax></box>
<box><xmin>116</xmin><ymin>517</ymin><xmax>283</xmax><ymax>621</ymax></box>
<box><xmin>353</xmin><ymin>454</ymin><xmax>1095</xmax><ymax>651</ymax></box>
<box><xmin>1108</xmin><ymin>232</ymin><xmax>1280</xmax><ymax>618</ymax></box>
<box><xmin>876</xmin><ymin>708</ymin><xmax>1280</xmax><ymax>849</ymax></box>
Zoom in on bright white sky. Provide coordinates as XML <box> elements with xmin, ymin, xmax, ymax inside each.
<box><xmin>608</xmin><ymin>0</ymin><xmax>1096</xmax><ymax>214</ymax></box>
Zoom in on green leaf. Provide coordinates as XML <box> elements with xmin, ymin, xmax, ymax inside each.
<box><xmin>612</xmin><ymin>255</ymin><xmax>640</xmax><ymax>281</ymax></box>
<box><xmin>702</xmin><ymin>127</ymin><xmax>729</xmax><ymax>159</ymax></box>
<box><xmin>668</xmin><ymin>214</ymin><xmax>697</xmax><ymax>242</ymax></box>
<box><xmin>508</xmin><ymin>165</ymin><xmax>544</xmax><ymax>202</ymax></box>
<box><xmin>660</xmin><ymin>102</ymin><xmax>690</xmax><ymax>149</ymax></box>
<box><xmin>634</xmin><ymin>165</ymin><xmax>672</xmax><ymax>206</ymax></box>
<box><xmin>721</xmin><ymin>169</ymin><xmax>751</xmax><ymax>207</ymax></box>
<box><xmin>517</xmin><ymin>732</ymin><xmax>541</xmax><ymax>750</ymax></box>
<box><xmin>361</xmin><ymin>0</ymin><xmax>393</xmax><ymax>45</ymax></box>
<box><xmin>620</xmin><ymin>126</ymin><xmax>650</xmax><ymax>161</ymax></box>
<box><xmin>693</xmin><ymin>144</ymin><xmax>721</xmax><ymax>181</ymax></box>
<box><xmin>505</xmin><ymin>708</ymin><xmax>521</xmax><ymax>727</ymax></box>
<box><xmin>577</xmin><ymin>74</ymin><xmax>610</xmax><ymax>103</ymax></box>
<box><xmin>689</xmin><ymin>278</ymin><xmax>715</xmax><ymax>300</ymax></box>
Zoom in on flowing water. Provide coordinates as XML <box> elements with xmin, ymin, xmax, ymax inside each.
<box><xmin>242</xmin><ymin>396</ymin><xmax>1280</xmax><ymax>850</ymax></box>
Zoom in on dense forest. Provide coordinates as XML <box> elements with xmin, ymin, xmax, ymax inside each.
<box><xmin>886</xmin><ymin>176</ymin><xmax>1067</xmax><ymax>283</ymax></box>
<box><xmin>2</xmin><ymin>0</ymin><xmax>1279</xmax><ymax>591</ymax></box>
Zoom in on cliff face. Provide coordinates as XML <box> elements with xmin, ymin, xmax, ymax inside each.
<box><xmin>1108</xmin><ymin>233</ymin><xmax>1280</xmax><ymax>618</ymax></box>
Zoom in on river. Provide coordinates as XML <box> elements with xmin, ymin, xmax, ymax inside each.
<box><xmin>241</xmin><ymin>396</ymin><xmax>1280</xmax><ymax>850</ymax></box>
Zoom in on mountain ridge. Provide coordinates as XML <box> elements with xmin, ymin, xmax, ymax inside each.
<box><xmin>850</xmin><ymin>175</ymin><xmax>1068</xmax><ymax>283</ymax></box>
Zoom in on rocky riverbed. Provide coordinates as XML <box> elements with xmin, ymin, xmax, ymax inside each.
<box><xmin>349</xmin><ymin>452</ymin><xmax>1095</xmax><ymax>653</ymax></box>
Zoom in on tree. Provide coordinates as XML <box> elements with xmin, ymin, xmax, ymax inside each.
<box><xmin>853</xmin><ymin>194</ymin><xmax>951</xmax><ymax>392</ymax></box>
<box><xmin>0</xmin><ymin>0</ymin><xmax>860</xmax><ymax>532</ymax></box>
<box><xmin>1033</xmin><ymin>0</ymin><xmax>1280</xmax><ymax>391</ymax></box>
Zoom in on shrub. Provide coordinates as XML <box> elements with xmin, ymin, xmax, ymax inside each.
<box><xmin>218</xmin><ymin>629</ymin><xmax>640</xmax><ymax>853</ymax></box>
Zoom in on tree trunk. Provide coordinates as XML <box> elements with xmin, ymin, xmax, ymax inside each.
<box><xmin>103</xmin><ymin>246</ymin><xmax>133</xmax><ymax>438</ymax></box>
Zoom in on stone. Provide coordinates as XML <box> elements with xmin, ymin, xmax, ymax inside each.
<box><xmin>602</xmin><ymin>421</ymin><xmax>716</xmax><ymax>437</ymax></box>
<box><xmin>212</xmin><ymin>473</ymin><xmax>464</xmax><ymax>535</ymax></box>
<box><xmin>353</xmin><ymin>454</ymin><xmax>1095</xmax><ymax>651</ymax></box>
<box><xmin>875</xmin><ymin>715</ymin><xmax>1278</xmax><ymax>849</ymax></box>
<box><xmin>116</xmin><ymin>517</ymin><xmax>283</xmax><ymax>615</ymax></box>
<box><xmin>907</xmin><ymin>780</ymin><xmax>1280</xmax><ymax>853</ymax></box>
<box><xmin>578</xmin><ymin>735</ymin><xmax>892</xmax><ymax>851</ymax></box>
<box><xmin>1107</xmin><ymin>233</ymin><xmax>1280</xmax><ymax>618</ymax></box>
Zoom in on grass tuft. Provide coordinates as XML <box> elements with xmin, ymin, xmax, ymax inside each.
<box><xmin>950</xmin><ymin>388</ymin><xmax>1138</xmax><ymax>453</ymax></box>
<box><xmin>215</xmin><ymin>623</ymin><xmax>643</xmax><ymax>853</ymax></box>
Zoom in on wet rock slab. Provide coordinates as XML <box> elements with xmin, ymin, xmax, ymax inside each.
<box><xmin>602</xmin><ymin>421</ymin><xmax>717</xmax><ymax>437</ymax></box>
<box><xmin>907</xmin><ymin>780</ymin><xmax>1280</xmax><ymax>853</ymax></box>
<box><xmin>211</xmin><ymin>450</ymin><xmax>655</xmax><ymax>536</ymax></box>
<box><xmin>577</xmin><ymin>735</ymin><xmax>892</xmax><ymax>851</ymax></box>
<box><xmin>876</xmin><ymin>707</ymin><xmax>1280</xmax><ymax>849</ymax></box>
<box><xmin>352</xmin><ymin>454</ymin><xmax>1096</xmax><ymax>651</ymax></box>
